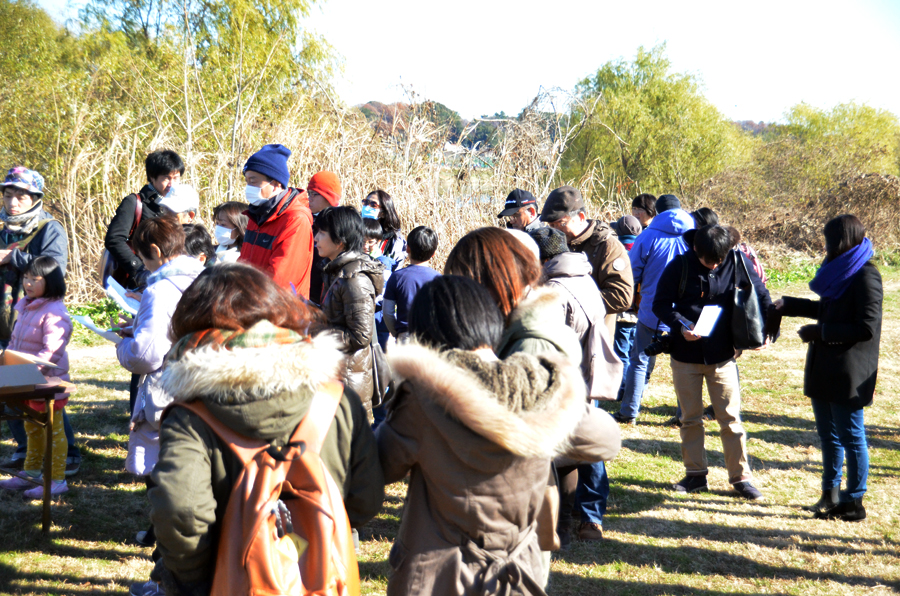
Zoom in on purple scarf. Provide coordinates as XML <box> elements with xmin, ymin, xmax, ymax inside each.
<box><xmin>809</xmin><ymin>237</ymin><xmax>873</xmax><ymax>300</ymax></box>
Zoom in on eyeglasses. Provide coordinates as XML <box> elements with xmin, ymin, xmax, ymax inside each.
<box><xmin>362</xmin><ymin>199</ymin><xmax>379</xmax><ymax>208</ymax></box>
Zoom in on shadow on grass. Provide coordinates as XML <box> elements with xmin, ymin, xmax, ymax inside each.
<box><xmin>75</xmin><ymin>378</ymin><xmax>131</xmax><ymax>393</ymax></box>
<box><xmin>612</xmin><ymin>515</ymin><xmax>899</xmax><ymax>556</ymax></box>
<box><xmin>547</xmin><ymin>573</ymin><xmax>781</xmax><ymax>596</ymax></box>
<box><xmin>0</xmin><ymin>561</ymin><xmax>131</xmax><ymax>595</ymax></box>
<box><xmin>555</xmin><ymin>537</ymin><xmax>900</xmax><ymax>591</ymax></box>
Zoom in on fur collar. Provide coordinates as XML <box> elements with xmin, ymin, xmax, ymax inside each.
<box><xmin>160</xmin><ymin>332</ymin><xmax>344</xmax><ymax>403</ymax></box>
<box><xmin>388</xmin><ymin>342</ymin><xmax>586</xmax><ymax>457</ymax></box>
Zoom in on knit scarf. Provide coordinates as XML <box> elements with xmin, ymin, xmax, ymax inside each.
<box><xmin>0</xmin><ymin>200</ymin><xmax>44</xmax><ymax>235</ymax></box>
<box><xmin>809</xmin><ymin>237</ymin><xmax>874</xmax><ymax>300</ymax></box>
<box><xmin>167</xmin><ymin>320</ymin><xmax>311</xmax><ymax>363</ymax></box>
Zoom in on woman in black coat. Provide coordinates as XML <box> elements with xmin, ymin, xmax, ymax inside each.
<box><xmin>771</xmin><ymin>214</ymin><xmax>882</xmax><ymax>522</ymax></box>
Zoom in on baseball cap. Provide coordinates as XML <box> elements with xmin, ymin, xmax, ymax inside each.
<box><xmin>160</xmin><ymin>183</ymin><xmax>200</xmax><ymax>214</ymax></box>
<box><xmin>497</xmin><ymin>189</ymin><xmax>538</xmax><ymax>218</ymax></box>
<box><xmin>540</xmin><ymin>186</ymin><xmax>584</xmax><ymax>223</ymax></box>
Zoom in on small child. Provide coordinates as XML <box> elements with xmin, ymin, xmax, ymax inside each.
<box><xmin>363</xmin><ymin>218</ymin><xmax>395</xmax><ymax>272</ymax></box>
<box><xmin>0</xmin><ymin>256</ymin><xmax>72</xmax><ymax>498</ymax></box>
<box><xmin>183</xmin><ymin>223</ymin><xmax>217</xmax><ymax>267</ymax></box>
<box><xmin>383</xmin><ymin>226</ymin><xmax>440</xmax><ymax>343</ymax></box>
<box><xmin>363</xmin><ymin>218</ymin><xmax>394</xmax><ymax>351</ymax></box>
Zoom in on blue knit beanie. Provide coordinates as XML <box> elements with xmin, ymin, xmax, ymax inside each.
<box><xmin>656</xmin><ymin>194</ymin><xmax>681</xmax><ymax>213</ymax></box>
<box><xmin>243</xmin><ymin>144</ymin><xmax>291</xmax><ymax>189</ymax></box>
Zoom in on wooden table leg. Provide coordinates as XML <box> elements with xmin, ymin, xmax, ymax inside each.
<box><xmin>42</xmin><ymin>399</ymin><xmax>53</xmax><ymax>534</ymax></box>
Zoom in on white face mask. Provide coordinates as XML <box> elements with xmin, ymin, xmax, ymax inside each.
<box><xmin>214</xmin><ymin>225</ymin><xmax>235</xmax><ymax>246</ymax></box>
<box><xmin>245</xmin><ymin>185</ymin><xmax>268</xmax><ymax>205</ymax></box>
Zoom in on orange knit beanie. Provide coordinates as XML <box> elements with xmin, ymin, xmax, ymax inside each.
<box><xmin>308</xmin><ymin>171</ymin><xmax>341</xmax><ymax>207</ymax></box>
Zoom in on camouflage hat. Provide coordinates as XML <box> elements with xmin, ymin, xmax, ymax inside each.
<box><xmin>0</xmin><ymin>167</ymin><xmax>45</xmax><ymax>198</ymax></box>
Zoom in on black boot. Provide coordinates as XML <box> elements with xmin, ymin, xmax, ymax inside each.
<box><xmin>802</xmin><ymin>487</ymin><xmax>839</xmax><ymax>513</ymax></box>
<box><xmin>814</xmin><ymin>497</ymin><xmax>866</xmax><ymax>522</ymax></box>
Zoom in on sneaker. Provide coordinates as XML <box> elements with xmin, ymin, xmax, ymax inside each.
<box><xmin>664</xmin><ymin>415</ymin><xmax>682</xmax><ymax>428</ymax></box>
<box><xmin>0</xmin><ymin>474</ymin><xmax>34</xmax><ymax>491</ymax></box>
<box><xmin>673</xmin><ymin>475</ymin><xmax>708</xmax><ymax>493</ymax></box>
<box><xmin>577</xmin><ymin>522</ymin><xmax>603</xmax><ymax>541</ymax></box>
<box><xmin>0</xmin><ymin>454</ymin><xmax>25</xmax><ymax>471</ymax></box>
<box><xmin>135</xmin><ymin>530</ymin><xmax>156</xmax><ymax>547</ymax></box>
<box><xmin>612</xmin><ymin>412</ymin><xmax>636</xmax><ymax>425</ymax></box>
<box><xmin>702</xmin><ymin>405</ymin><xmax>715</xmax><ymax>421</ymax></box>
<box><xmin>130</xmin><ymin>580</ymin><xmax>163</xmax><ymax>596</ymax></box>
<box><xmin>733</xmin><ymin>481</ymin><xmax>764</xmax><ymax>501</ymax></box>
<box><xmin>23</xmin><ymin>480</ymin><xmax>68</xmax><ymax>500</ymax></box>
<box><xmin>65</xmin><ymin>457</ymin><xmax>80</xmax><ymax>477</ymax></box>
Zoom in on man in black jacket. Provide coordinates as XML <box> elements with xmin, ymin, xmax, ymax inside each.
<box><xmin>652</xmin><ymin>225</ymin><xmax>771</xmax><ymax>500</ymax></box>
<box><xmin>104</xmin><ymin>150</ymin><xmax>184</xmax><ymax>289</ymax></box>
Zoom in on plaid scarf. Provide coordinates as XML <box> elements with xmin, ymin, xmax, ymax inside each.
<box><xmin>168</xmin><ymin>320</ymin><xmax>312</xmax><ymax>363</ymax></box>
<box><xmin>0</xmin><ymin>200</ymin><xmax>44</xmax><ymax>235</ymax></box>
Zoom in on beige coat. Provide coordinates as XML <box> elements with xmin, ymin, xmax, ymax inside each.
<box><xmin>376</xmin><ymin>344</ymin><xmax>620</xmax><ymax>596</ymax></box>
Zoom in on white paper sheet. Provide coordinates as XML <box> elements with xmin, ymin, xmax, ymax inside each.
<box><xmin>692</xmin><ymin>305</ymin><xmax>722</xmax><ymax>337</ymax></box>
<box><xmin>72</xmin><ymin>315</ymin><xmax>123</xmax><ymax>345</ymax></box>
<box><xmin>106</xmin><ymin>278</ymin><xmax>140</xmax><ymax>316</ymax></box>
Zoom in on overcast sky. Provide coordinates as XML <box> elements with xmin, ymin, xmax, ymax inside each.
<box><xmin>40</xmin><ymin>0</ymin><xmax>900</xmax><ymax>123</ymax></box>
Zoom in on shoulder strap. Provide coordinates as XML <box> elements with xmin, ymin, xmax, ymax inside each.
<box><xmin>129</xmin><ymin>194</ymin><xmax>143</xmax><ymax>238</ymax></box>
<box><xmin>173</xmin><ymin>400</ymin><xmax>266</xmax><ymax>465</ymax></box>
<box><xmin>678</xmin><ymin>253</ymin><xmax>689</xmax><ymax>299</ymax></box>
<box><xmin>292</xmin><ymin>381</ymin><xmax>344</xmax><ymax>454</ymax></box>
<box><xmin>733</xmin><ymin>249</ymin><xmax>750</xmax><ymax>286</ymax></box>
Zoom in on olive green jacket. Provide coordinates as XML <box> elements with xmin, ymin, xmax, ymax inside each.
<box><xmin>148</xmin><ymin>332</ymin><xmax>384</xmax><ymax>587</ymax></box>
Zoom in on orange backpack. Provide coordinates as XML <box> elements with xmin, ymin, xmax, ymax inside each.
<box><xmin>175</xmin><ymin>381</ymin><xmax>360</xmax><ymax>596</ymax></box>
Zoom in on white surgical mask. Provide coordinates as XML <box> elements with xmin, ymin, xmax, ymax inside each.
<box><xmin>245</xmin><ymin>185</ymin><xmax>268</xmax><ymax>205</ymax></box>
<box><xmin>214</xmin><ymin>225</ymin><xmax>235</xmax><ymax>246</ymax></box>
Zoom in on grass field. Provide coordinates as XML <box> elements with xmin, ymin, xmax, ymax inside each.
<box><xmin>1</xmin><ymin>271</ymin><xmax>898</xmax><ymax>595</ymax></box>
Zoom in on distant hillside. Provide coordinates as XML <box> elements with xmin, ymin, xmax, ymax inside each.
<box><xmin>735</xmin><ymin>120</ymin><xmax>774</xmax><ymax>135</ymax></box>
<box><xmin>358</xmin><ymin>101</ymin><xmax>505</xmax><ymax>150</ymax></box>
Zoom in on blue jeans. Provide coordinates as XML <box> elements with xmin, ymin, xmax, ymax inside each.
<box><xmin>619</xmin><ymin>322</ymin><xmax>658</xmax><ymax>418</ymax></box>
<box><xmin>575</xmin><ymin>460</ymin><xmax>608</xmax><ymax>525</ymax></box>
<box><xmin>613</xmin><ymin>322</ymin><xmax>635</xmax><ymax>401</ymax></box>
<box><xmin>811</xmin><ymin>398</ymin><xmax>868</xmax><ymax>501</ymax></box>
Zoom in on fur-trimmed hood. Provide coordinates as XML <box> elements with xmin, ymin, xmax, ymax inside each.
<box><xmin>498</xmin><ymin>285</ymin><xmax>584</xmax><ymax>364</ymax></box>
<box><xmin>160</xmin><ymin>331</ymin><xmax>345</xmax><ymax>441</ymax></box>
<box><xmin>388</xmin><ymin>342</ymin><xmax>586</xmax><ymax>457</ymax></box>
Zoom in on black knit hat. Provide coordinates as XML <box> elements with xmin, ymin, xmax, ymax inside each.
<box><xmin>528</xmin><ymin>227</ymin><xmax>569</xmax><ymax>261</ymax></box>
<box><xmin>656</xmin><ymin>194</ymin><xmax>681</xmax><ymax>213</ymax></box>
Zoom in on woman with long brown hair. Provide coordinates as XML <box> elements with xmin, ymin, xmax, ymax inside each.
<box><xmin>444</xmin><ymin>227</ymin><xmax>581</xmax><ymax>360</ymax></box>
<box><xmin>131</xmin><ymin>263</ymin><xmax>384</xmax><ymax>595</ymax></box>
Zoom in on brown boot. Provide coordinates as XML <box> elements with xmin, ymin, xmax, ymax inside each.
<box><xmin>577</xmin><ymin>522</ymin><xmax>603</xmax><ymax>541</ymax></box>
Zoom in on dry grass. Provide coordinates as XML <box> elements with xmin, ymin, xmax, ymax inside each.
<box><xmin>1</xmin><ymin>272</ymin><xmax>898</xmax><ymax>595</ymax></box>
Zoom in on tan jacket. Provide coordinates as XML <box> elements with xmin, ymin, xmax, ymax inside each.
<box><xmin>376</xmin><ymin>344</ymin><xmax>620</xmax><ymax>596</ymax></box>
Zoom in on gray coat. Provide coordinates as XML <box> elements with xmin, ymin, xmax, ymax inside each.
<box><xmin>377</xmin><ymin>344</ymin><xmax>620</xmax><ymax>596</ymax></box>
<box><xmin>542</xmin><ymin>252</ymin><xmax>622</xmax><ymax>400</ymax></box>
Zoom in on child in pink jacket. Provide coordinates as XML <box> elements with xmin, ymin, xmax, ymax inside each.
<box><xmin>0</xmin><ymin>256</ymin><xmax>72</xmax><ymax>498</ymax></box>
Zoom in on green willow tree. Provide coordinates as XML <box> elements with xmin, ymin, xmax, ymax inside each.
<box><xmin>561</xmin><ymin>44</ymin><xmax>749</xmax><ymax>201</ymax></box>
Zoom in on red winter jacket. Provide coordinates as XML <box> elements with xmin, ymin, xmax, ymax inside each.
<box><xmin>239</xmin><ymin>188</ymin><xmax>314</xmax><ymax>298</ymax></box>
